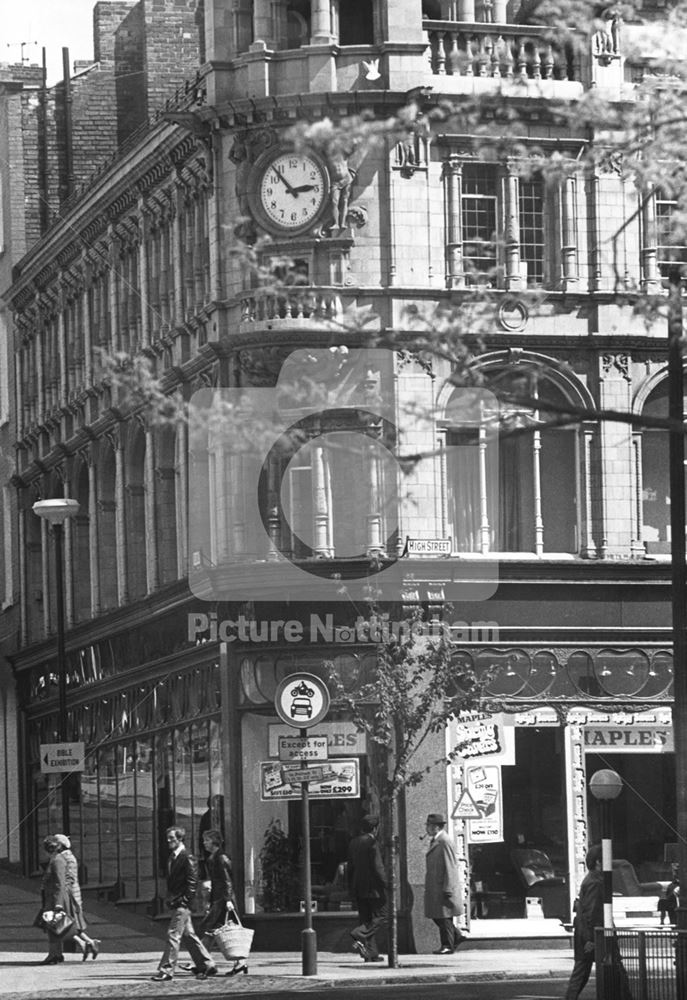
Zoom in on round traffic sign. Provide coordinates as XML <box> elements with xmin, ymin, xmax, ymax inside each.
<box><xmin>274</xmin><ymin>673</ymin><xmax>331</xmax><ymax>729</ymax></box>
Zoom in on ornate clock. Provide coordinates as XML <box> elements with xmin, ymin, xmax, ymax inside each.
<box><xmin>249</xmin><ymin>149</ymin><xmax>329</xmax><ymax>235</ymax></box>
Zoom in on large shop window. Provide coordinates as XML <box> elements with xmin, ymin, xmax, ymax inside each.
<box><xmin>586</xmin><ymin>751</ymin><xmax>676</xmax><ymax>884</ymax></box>
<box><xmin>241</xmin><ymin>711</ymin><xmax>373</xmax><ymax>914</ymax></box>
<box><xmin>445</xmin><ymin>369</ymin><xmax>578</xmax><ymax>554</ymax></box>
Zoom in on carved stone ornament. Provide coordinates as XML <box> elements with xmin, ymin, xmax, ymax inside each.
<box><xmin>497</xmin><ymin>298</ymin><xmax>529</xmax><ymax>333</ymax></box>
<box><xmin>601</xmin><ymin>353</ymin><xmax>630</xmax><ymax>380</ymax></box>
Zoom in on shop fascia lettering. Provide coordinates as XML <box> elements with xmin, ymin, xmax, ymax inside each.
<box><xmin>583</xmin><ymin>727</ymin><xmax>673</xmax><ymax>751</ymax></box>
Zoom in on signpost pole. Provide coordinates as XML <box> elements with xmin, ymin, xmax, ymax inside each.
<box><xmin>273</xmin><ymin>672</ymin><xmax>330</xmax><ymax>979</ymax></box>
<box><xmin>300</xmin><ymin>726</ymin><xmax>317</xmax><ymax>976</ymax></box>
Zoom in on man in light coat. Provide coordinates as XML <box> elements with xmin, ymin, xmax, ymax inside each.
<box><xmin>424</xmin><ymin>813</ymin><xmax>465</xmax><ymax>954</ymax></box>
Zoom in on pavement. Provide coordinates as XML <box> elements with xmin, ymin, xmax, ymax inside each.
<box><xmin>0</xmin><ymin>868</ymin><xmax>576</xmax><ymax>998</ymax></box>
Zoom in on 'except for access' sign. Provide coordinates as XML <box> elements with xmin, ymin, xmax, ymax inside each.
<box><xmin>278</xmin><ymin>735</ymin><xmax>329</xmax><ymax>763</ymax></box>
<box><xmin>40</xmin><ymin>742</ymin><xmax>86</xmax><ymax>774</ymax></box>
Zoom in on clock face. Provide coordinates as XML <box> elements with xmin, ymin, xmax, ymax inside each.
<box><xmin>257</xmin><ymin>152</ymin><xmax>328</xmax><ymax>233</ymax></box>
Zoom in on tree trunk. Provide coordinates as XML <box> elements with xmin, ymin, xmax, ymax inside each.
<box><xmin>387</xmin><ymin>792</ymin><xmax>399</xmax><ymax>967</ymax></box>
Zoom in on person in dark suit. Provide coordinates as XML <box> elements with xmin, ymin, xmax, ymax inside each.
<box><xmin>347</xmin><ymin>814</ymin><xmax>387</xmax><ymax>962</ymax></box>
<box><xmin>152</xmin><ymin>826</ymin><xmax>217</xmax><ymax>982</ymax></box>
<box><xmin>565</xmin><ymin>844</ymin><xmax>632</xmax><ymax>1000</ymax></box>
<box><xmin>424</xmin><ymin>813</ymin><xmax>465</xmax><ymax>954</ymax></box>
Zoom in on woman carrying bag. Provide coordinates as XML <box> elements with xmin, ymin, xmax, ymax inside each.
<box><xmin>199</xmin><ymin>829</ymin><xmax>251</xmax><ymax>976</ymax></box>
<box><xmin>39</xmin><ymin>834</ymin><xmax>100</xmax><ymax>964</ymax></box>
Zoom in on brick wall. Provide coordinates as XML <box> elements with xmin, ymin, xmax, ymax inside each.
<box><xmin>142</xmin><ymin>0</ymin><xmax>202</xmax><ymax>115</ymax></box>
<box><xmin>114</xmin><ymin>3</ymin><xmax>146</xmax><ymax>143</ymax></box>
<box><xmin>93</xmin><ymin>1</ymin><xmax>138</xmax><ymax>62</ymax></box>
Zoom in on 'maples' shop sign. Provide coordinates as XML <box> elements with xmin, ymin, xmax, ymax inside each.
<box><xmin>583</xmin><ymin>726</ymin><xmax>673</xmax><ymax>752</ymax></box>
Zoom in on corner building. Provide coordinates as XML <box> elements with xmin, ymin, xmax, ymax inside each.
<box><xmin>3</xmin><ymin>0</ymin><xmax>681</xmax><ymax>949</ymax></box>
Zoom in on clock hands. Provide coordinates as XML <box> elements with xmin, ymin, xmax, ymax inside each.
<box><xmin>272</xmin><ymin>166</ymin><xmax>317</xmax><ymax>197</ymax></box>
<box><xmin>272</xmin><ymin>166</ymin><xmax>299</xmax><ymax>197</ymax></box>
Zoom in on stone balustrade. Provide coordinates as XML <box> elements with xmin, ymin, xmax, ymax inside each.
<box><xmin>239</xmin><ymin>288</ymin><xmax>345</xmax><ymax>324</ymax></box>
<box><xmin>424</xmin><ymin>21</ymin><xmax>577</xmax><ymax>82</ymax></box>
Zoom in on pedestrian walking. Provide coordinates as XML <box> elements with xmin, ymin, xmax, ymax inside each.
<box><xmin>196</xmin><ymin>829</ymin><xmax>247</xmax><ymax>976</ymax></box>
<box><xmin>424</xmin><ymin>813</ymin><xmax>465</xmax><ymax>954</ymax></box>
<box><xmin>151</xmin><ymin>826</ymin><xmax>217</xmax><ymax>982</ymax></box>
<box><xmin>347</xmin><ymin>814</ymin><xmax>387</xmax><ymax>962</ymax></box>
<box><xmin>38</xmin><ymin>834</ymin><xmax>100</xmax><ymax>963</ymax></box>
<box><xmin>565</xmin><ymin>843</ymin><xmax>632</xmax><ymax>1000</ymax></box>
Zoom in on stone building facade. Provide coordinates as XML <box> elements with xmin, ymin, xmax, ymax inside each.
<box><xmin>1</xmin><ymin>0</ymin><xmax>683</xmax><ymax>948</ymax></box>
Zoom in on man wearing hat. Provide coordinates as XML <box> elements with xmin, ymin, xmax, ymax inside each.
<box><xmin>347</xmin><ymin>815</ymin><xmax>387</xmax><ymax>961</ymax></box>
<box><xmin>424</xmin><ymin>813</ymin><xmax>465</xmax><ymax>954</ymax></box>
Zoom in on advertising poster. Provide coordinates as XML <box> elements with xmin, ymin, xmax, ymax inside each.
<box><xmin>466</xmin><ymin>764</ymin><xmax>503</xmax><ymax>843</ymax></box>
<box><xmin>260</xmin><ymin>758</ymin><xmax>360</xmax><ymax>801</ymax></box>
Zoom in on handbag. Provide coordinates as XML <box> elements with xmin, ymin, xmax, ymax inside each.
<box><xmin>211</xmin><ymin>905</ymin><xmax>254</xmax><ymax>960</ymax></box>
<box><xmin>41</xmin><ymin>909</ymin><xmax>76</xmax><ymax>938</ymax></box>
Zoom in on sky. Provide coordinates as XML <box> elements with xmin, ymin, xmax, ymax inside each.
<box><xmin>4</xmin><ymin>0</ymin><xmax>98</xmax><ymax>86</ymax></box>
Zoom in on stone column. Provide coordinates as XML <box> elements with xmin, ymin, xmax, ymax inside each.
<box><xmin>640</xmin><ymin>188</ymin><xmax>661</xmax><ymax>293</ymax></box>
<box><xmin>312</xmin><ymin>443</ymin><xmax>333</xmax><ymax>557</ymax></box>
<box><xmin>560</xmin><ymin>175</ymin><xmax>579</xmax><ymax>290</ymax></box>
<box><xmin>144</xmin><ymin>424</ymin><xmax>159</xmax><ymax>594</ymax></box>
<box><xmin>87</xmin><ymin>453</ymin><xmax>101</xmax><ymax>617</ymax></box>
<box><xmin>110</xmin><ymin>429</ymin><xmax>129</xmax><ymax>605</ymax></box>
<box><xmin>598</xmin><ymin>353</ymin><xmax>634</xmax><ymax>555</ymax></box>
<box><xmin>504</xmin><ymin>163</ymin><xmax>523</xmax><ymax>290</ymax></box>
<box><xmin>138</xmin><ymin>200</ymin><xmax>151</xmax><ymax>348</ymax></box>
<box><xmin>443</xmin><ymin>156</ymin><xmax>465</xmax><ymax>289</ymax></box>
<box><xmin>311</xmin><ymin>0</ymin><xmax>335</xmax><ymax>42</ymax></box>
<box><xmin>107</xmin><ymin>226</ymin><xmax>121</xmax><ymax>351</ymax></box>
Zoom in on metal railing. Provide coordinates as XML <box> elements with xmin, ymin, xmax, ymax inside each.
<box><xmin>595</xmin><ymin>927</ymin><xmax>687</xmax><ymax>999</ymax></box>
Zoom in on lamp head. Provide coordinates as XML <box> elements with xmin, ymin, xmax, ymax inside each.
<box><xmin>33</xmin><ymin>499</ymin><xmax>80</xmax><ymax>526</ymax></box>
<box><xmin>589</xmin><ymin>768</ymin><xmax>623</xmax><ymax>801</ymax></box>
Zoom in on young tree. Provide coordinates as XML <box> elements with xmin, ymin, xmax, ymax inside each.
<box><xmin>325</xmin><ymin>602</ymin><xmax>490</xmax><ymax>968</ymax></box>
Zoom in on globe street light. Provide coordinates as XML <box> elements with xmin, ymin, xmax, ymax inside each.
<box><xmin>589</xmin><ymin>768</ymin><xmax>623</xmax><ymax>930</ymax></box>
<box><xmin>33</xmin><ymin>498</ymin><xmax>80</xmax><ymax>834</ymax></box>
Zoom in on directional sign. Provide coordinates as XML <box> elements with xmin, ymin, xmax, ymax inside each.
<box><xmin>274</xmin><ymin>672</ymin><xmax>330</xmax><ymax>729</ymax></box>
<box><xmin>278</xmin><ymin>735</ymin><xmax>329</xmax><ymax>763</ymax></box>
<box><xmin>452</xmin><ymin>787</ymin><xmax>482</xmax><ymax>820</ymax></box>
<box><xmin>40</xmin><ymin>742</ymin><xmax>85</xmax><ymax>774</ymax></box>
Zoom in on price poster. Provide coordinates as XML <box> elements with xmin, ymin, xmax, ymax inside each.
<box><xmin>260</xmin><ymin>758</ymin><xmax>360</xmax><ymax>801</ymax></box>
<box><xmin>465</xmin><ymin>764</ymin><xmax>503</xmax><ymax>843</ymax></box>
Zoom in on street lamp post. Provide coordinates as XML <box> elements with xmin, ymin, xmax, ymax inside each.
<box><xmin>589</xmin><ymin>768</ymin><xmax>623</xmax><ymax>929</ymax></box>
<box><xmin>33</xmin><ymin>498</ymin><xmax>80</xmax><ymax>835</ymax></box>
<box><xmin>589</xmin><ymin>768</ymin><xmax>623</xmax><ymax>996</ymax></box>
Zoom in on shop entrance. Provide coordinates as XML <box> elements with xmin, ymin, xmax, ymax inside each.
<box><xmin>468</xmin><ymin>727</ymin><xmax>569</xmax><ymax>920</ymax></box>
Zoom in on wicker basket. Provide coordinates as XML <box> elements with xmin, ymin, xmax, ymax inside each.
<box><xmin>212</xmin><ymin>919</ymin><xmax>254</xmax><ymax>960</ymax></box>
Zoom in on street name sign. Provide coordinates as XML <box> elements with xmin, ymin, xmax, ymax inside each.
<box><xmin>405</xmin><ymin>537</ymin><xmax>452</xmax><ymax>556</ymax></box>
<box><xmin>40</xmin><ymin>742</ymin><xmax>85</xmax><ymax>773</ymax></box>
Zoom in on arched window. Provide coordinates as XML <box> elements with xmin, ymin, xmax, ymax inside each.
<box><xmin>445</xmin><ymin>366</ymin><xmax>579</xmax><ymax>554</ymax></box>
<box><xmin>640</xmin><ymin>379</ymin><xmax>687</xmax><ymax>555</ymax></box>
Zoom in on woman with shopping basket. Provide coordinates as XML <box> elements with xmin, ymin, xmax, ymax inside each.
<box><xmin>199</xmin><ymin>829</ymin><xmax>253</xmax><ymax>976</ymax></box>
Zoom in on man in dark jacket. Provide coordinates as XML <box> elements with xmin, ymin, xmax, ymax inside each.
<box><xmin>347</xmin><ymin>815</ymin><xmax>387</xmax><ymax>961</ymax></box>
<box><xmin>565</xmin><ymin>844</ymin><xmax>631</xmax><ymax>1000</ymax></box>
<box><xmin>152</xmin><ymin>826</ymin><xmax>217</xmax><ymax>982</ymax></box>
<box><xmin>565</xmin><ymin>844</ymin><xmax>604</xmax><ymax>999</ymax></box>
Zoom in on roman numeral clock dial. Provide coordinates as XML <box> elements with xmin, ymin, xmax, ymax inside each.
<box><xmin>250</xmin><ymin>150</ymin><xmax>329</xmax><ymax>235</ymax></box>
